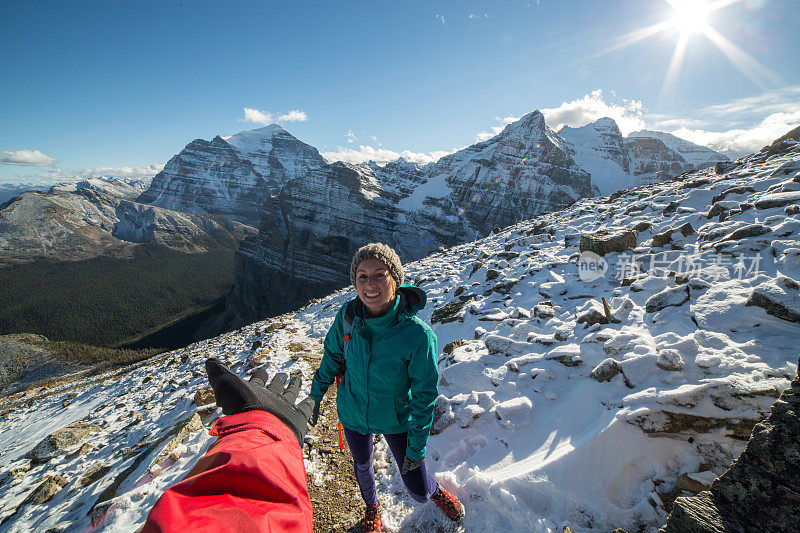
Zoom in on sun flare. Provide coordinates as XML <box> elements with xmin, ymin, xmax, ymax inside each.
<box><xmin>668</xmin><ymin>0</ymin><xmax>712</xmax><ymax>35</ymax></box>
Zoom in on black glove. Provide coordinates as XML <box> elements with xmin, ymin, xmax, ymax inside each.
<box><xmin>401</xmin><ymin>455</ymin><xmax>424</xmax><ymax>474</ymax></box>
<box><xmin>309</xmin><ymin>402</ymin><xmax>321</xmax><ymax>426</ymax></box>
<box><xmin>205</xmin><ymin>358</ymin><xmax>315</xmax><ymax>444</ymax></box>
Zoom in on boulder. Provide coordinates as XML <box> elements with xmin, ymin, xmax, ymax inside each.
<box><xmin>590</xmin><ymin>358</ymin><xmax>622</xmax><ymax>382</ymax></box>
<box><xmin>714</xmin><ymin>161</ymin><xmax>736</xmax><ymax>175</ymax></box>
<box><xmin>661</xmin><ymin>356</ymin><xmax>800</xmax><ymax>532</ymax></box>
<box><xmin>652</xmin><ymin>222</ymin><xmax>695</xmax><ymax>247</ymax></box>
<box><xmin>533</xmin><ymin>302</ymin><xmax>555</xmax><ymax>319</ymax></box>
<box><xmin>754</xmin><ymin>191</ymin><xmax>800</xmax><ymax>209</ymax></box>
<box><xmin>579</xmin><ymin>228</ymin><xmax>637</xmax><ymax>256</ymax></box>
<box><xmin>22</xmin><ymin>475</ymin><xmax>68</xmax><ymax>505</ymax></box>
<box><xmin>645</xmin><ymin>285</ymin><xmax>690</xmax><ymax>313</ymax></box>
<box><xmin>79</xmin><ymin>464</ymin><xmax>112</xmax><ymax>486</ymax></box>
<box><xmin>721</xmin><ymin>224</ymin><xmax>771</xmax><ymax>241</ymax></box>
<box><xmin>431</xmin><ymin>298</ymin><xmax>473</xmax><ymax>324</ymax></box>
<box><xmin>746</xmin><ymin>276</ymin><xmax>800</xmax><ymax>323</ymax></box>
<box><xmin>711</xmin><ymin>185</ymin><xmax>754</xmax><ymax>204</ymax></box>
<box><xmin>656</xmin><ymin>349</ymin><xmax>686</xmax><ymax>371</ymax></box>
<box><xmin>443</xmin><ymin>339</ymin><xmax>466</xmax><ymax>355</ymax></box>
<box><xmin>27</xmin><ymin>420</ymin><xmax>101</xmax><ymax>463</ymax></box>
<box><xmin>633</xmin><ymin>221</ymin><xmax>652</xmax><ymax>232</ymax></box>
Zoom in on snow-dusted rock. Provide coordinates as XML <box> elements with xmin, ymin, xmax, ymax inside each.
<box><xmin>27</xmin><ymin>420</ymin><xmax>101</xmax><ymax>463</ymax></box>
<box><xmin>656</xmin><ymin>349</ymin><xmax>686</xmax><ymax>371</ymax></box>
<box><xmin>579</xmin><ymin>227</ymin><xmax>637</xmax><ymax>256</ymax></box>
<box><xmin>645</xmin><ymin>285</ymin><xmax>690</xmax><ymax>313</ymax></box>
<box><xmin>754</xmin><ymin>191</ymin><xmax>800</xmax><ymax>210</ymax></box>
<box><xmin>590</xmin><ymin>358</ymin><xmax>622</xmax><ymax>382</ymax></box>
<box><xmin>746</xmin><ymin>276</ymin><xmax>800</xmax><ymax>323</ymax></box>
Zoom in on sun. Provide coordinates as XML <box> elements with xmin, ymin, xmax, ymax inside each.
<box><xmin>583</xmin><ymin>0</ymin><xmax>781</xmax><ymax>101</ymax></box>
<box><xmin>668</xmin><ymin>0</ymin><xmax>713</xmax><ymax>35</ymax></box>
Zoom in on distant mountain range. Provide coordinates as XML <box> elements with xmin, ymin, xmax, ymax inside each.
<box><xmin>133</xmin><ymin>111</ymin><xmax>727</xmax><ymax>324</ymax></box>
<box><xmin>0</xmin><ymin>110</ymin><xmax>731</xmax><ymax>340</ymax></box>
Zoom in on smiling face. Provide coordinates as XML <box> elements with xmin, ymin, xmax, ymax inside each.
<box><xmin>355</xmin><ymin>258</ymin><xmax>397</xmax><ymax>317</ymax></box>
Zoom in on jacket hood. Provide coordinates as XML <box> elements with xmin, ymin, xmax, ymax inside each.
<box><xmin>397</xmin><ymin>284</ymin><xmax>426</xmax><ymax>316</ymax></box>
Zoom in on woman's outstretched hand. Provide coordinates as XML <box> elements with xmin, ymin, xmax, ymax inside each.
<box><xmin>205</xmin><ymin>357</ymin><xmax>315</xmax><ymax>445</ymax></box>
<box><xmin>401</xmin><ymin>455</ymin><xmax>424</xmax><ymax>474</ymax></box>
<box><xmin>309</xmin><ymin>402</ymin><xmax>321</xmax><ymax>426</ymax></box>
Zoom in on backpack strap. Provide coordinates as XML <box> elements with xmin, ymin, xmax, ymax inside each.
<box><xmin>335</xmin><ymin>299</ymin><xmax>356</xmax><ymax>452</ymax></box>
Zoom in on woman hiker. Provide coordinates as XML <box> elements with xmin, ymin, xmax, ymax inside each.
<box><xmin>309</xmin><ymin>242</ymin><xmax>465</xmax><ymax>532</ymax></box>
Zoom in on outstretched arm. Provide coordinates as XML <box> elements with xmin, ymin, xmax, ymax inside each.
<box><xmin>142</xmin><ymin>360</ymin><xmax>315</xmax><ymax>533</ymax></box>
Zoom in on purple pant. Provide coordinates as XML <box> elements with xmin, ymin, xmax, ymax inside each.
<box><xmin>343</xmin><ymin>427</ymin><xmax>437</xmax><ymax>507</ymax></box>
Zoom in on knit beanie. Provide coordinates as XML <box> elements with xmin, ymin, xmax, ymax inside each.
<box><xmin>350</xmin><ymin>242</ymin><xmax>404</xmax><ymax>287</ymax></box>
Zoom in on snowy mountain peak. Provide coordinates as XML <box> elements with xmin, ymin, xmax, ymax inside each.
<box><xmin>498</xmin><ymin>110</ymin><xmax>549</xmax><ymax>142</ymax></box>
<box><xmin>223</xmin><ymin>123</ymin><xmax>292</xmax><ymax>152</ymax></box>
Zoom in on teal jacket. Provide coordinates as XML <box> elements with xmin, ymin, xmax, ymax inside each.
<box><xmin>310</xmin><ymin>285</ymin><xmax>439</xmax><ymax>461</ymax></box>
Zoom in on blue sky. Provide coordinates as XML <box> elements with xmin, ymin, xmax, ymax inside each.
<box><xmin>1</xmin><ymin>0</ymin><xmax>798</xmax><ymax>184</ymax></box>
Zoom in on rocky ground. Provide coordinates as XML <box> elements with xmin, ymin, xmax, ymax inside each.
<box><xmin>296</xmin><ymin>346</ymin><xmax>364</xmax><ymax>533</ymax></box>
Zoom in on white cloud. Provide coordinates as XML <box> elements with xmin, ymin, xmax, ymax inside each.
<box><xmin>476</xmin><ymin>115</ymin><xmax>521</xmax><ymax>142</ymax></box>
<box><xmin>435</xmin><ymin>13</ymin><xmax>445</xmax><ymax>25</ymax></box>
<box><xmin>321</xmin><ymin>145</ymin><xmax>456</xmax><ymax>166</ymax></box>
<box><xmin>669</xmin><ymin>109</ymin><xmax>800</xmax><ymax>156</ymax></box>
<box><xmin>241</xmin><ymin>108</ymin><xmax>308</xmax><ymax>125</ymax></box>
<box><xmin>648</xmin><ymin>85</ymin><xmax>800</xmax><ymax>156</ymax></box>
<box><xmin>541</xmin><ymin>89</ymin><xmax>646</xmax><ymax>135</ymax></box>
<box><xmin>13</xmin><ymin>162</ymin><xmax>165</xmax><ymax>186</ymax></box>
<box><xmin>702</xmin><ymin>86</ymin><xmax>800</xmax><ymax>117</ymax></box>
<box><xmin>0</xmin><ymin>150</ymin><xmax>57</xmax><ymax>166</ymax></box>
<box><xmin>346</xmin><ymin>129</ymin><xmax>357</xmax><ymax>144</ymax></box>
<box><xmin>467</xmin><ymin>13</ymin><xmax>491</xmax><ymax>20</ymax></box>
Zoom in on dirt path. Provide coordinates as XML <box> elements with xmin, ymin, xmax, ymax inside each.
<box><xmin>299</xmin><ymin>350</ymin><xmax>365</xmax><ymax>533</ymax></box>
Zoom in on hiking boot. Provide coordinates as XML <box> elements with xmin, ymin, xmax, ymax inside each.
<box><xmin>362</xmin><ymin>502</ymin><xmax>382</xmax><ymax>533</ymax></box>
<box><xmin>430</xmin><ymin>482</ymin><xmax>465</xmax><ymax>521</ymax></box>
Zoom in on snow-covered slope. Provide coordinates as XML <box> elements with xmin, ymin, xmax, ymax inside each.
<box><xmin>1</xmin><ymin>131</ymin><xmax>797</xmax><ymax>533</ymax></box>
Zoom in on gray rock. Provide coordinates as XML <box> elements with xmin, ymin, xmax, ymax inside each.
<box><xmin>711</xmin><ymin>186</ymin><xmax>754</xmax><ymax>204</ymax></box>
<box><xmin>656</xmin><ymin>349</ymin><xmax>686</xmax><ymax>371</ymax></box>
<box><xmin>590</xmin><ymin>358</ymin><xmax>622</xmax><ymax>382</ymax></box>
<box><xmin>746</xmin><ymin>276</ymin><xmax>800</xmax><ymax>323</ymax></box>
<box><xmin>577</xmin><ymin>307</ymin><xmax>607</xmax><ymax>326</ymax></box>
<box><xmin>645</xmin><ymin>285</ymin><xmax>690</xmax><ymax>313</ymax></box>
<box><xmin>442</xmin><ymin>339</ymin><xmax>466</xmax><ymax>354</ymax></box>
<box><xmin>431</xmin><ymin>299</ymin><xmax>472</xmax><ymax>324</ymax></box>
<box><xmin>652</xmin><ymin>222</ymin><xmax>695</xmax><ymax>247</ymax></box>
<box><xmin>721</xmin><ymin>224</ymin><xmax>771</xmax><ymax>241</ymax></box>
<box><xmin>533</xmin><ymin>302</ymin><xmax>555</xmax><ymax>318</ymax></box>
<box><xmin>27</xmin><ymin>420</ymin><xmax>101</xmax><ymax>463</ymax></box>
<box><xmin>754</xmin><ymin>191</ymin><xmax>800</xmax><ymax>209</ymax></box>
<box><xmin>579</xmin><ymin>228</ymin><xmax>637</xmax><ymax>256</ymax></box>
<box><xmin>661</xmin><ymin>356</ymin><xmax>800</xmax><ymax>532</ymax></box>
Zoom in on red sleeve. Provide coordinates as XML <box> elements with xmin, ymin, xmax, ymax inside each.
<box><xmin>142</xmin><ymin>410</ymin><xmax>312</xmax><ymax>533</ymax></box>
